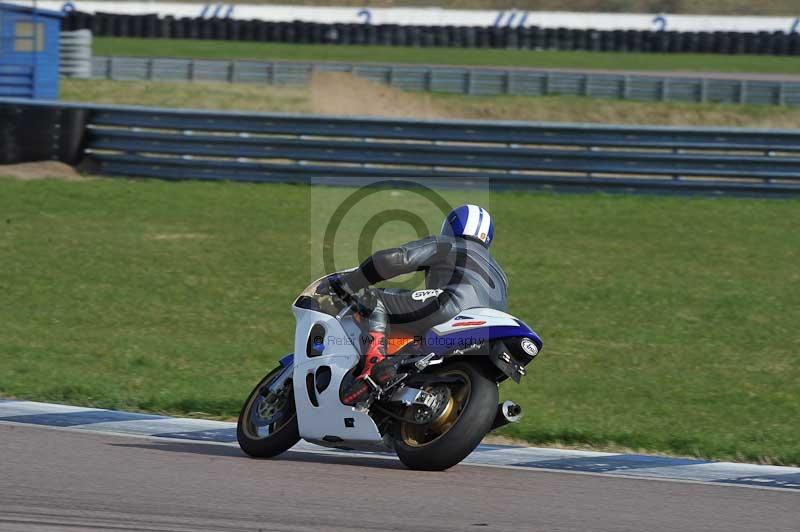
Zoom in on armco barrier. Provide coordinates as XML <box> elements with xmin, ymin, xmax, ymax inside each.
<box><xmin>91</xmin><ymin>56</ymin><xmax>800</xmax><ymax>108</ymax></box>
<box><xmin>61</xmin><ymin>11</ymin><xmax>800</xmax><ymax>56</ymax></box>
<box><xmin>1</xmin><ymin>98</ymin><xmax>799</xmax><ymax>195</ymax></box>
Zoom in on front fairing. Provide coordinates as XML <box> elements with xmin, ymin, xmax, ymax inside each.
<box><xmin>290</xmin><ymin>272</ymin><xmax>385</xmax><ymax>449</ymax></box>
<box><xmin>293</xmin><ymin>268</ymin><xmax>358</xmax><ymax>318</ymax></box>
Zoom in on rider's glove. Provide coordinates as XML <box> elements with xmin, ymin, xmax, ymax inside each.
<box><xmin>355</xmin><ymin>287</ymin><xmax>378</xmax><ymax>317</ymax></box>
<box><xmin>315</xmin><ymin>274</ymin><xmax>349</xmax><ymax>299</ymax></box>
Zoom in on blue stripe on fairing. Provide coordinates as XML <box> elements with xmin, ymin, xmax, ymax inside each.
<box><xmin>279</xmin><ymin>353</ymin><xmax>294</xmax><ymax>366</ymax></box>
<box><xmin>151</xmin><ymin>428</ymin><xmax>237</xmax><ymax>443</ymax></box>
<box><xmin>512</xmin><ymin>454</ymin><xmax>711</xmax><ymax>472</ymax></box>
<box><xmin>513</xmin><ymin>319</ymin><xmax>544</xmax><ymax>350</ymax></box>
<box><xmin>0</xmin><ymin>410</ymin><xmax>165</xmax><ymax>427</ymax></box>
<box><xmin>715</xmin><ymin>473</ymin><xmax>800</xmax><ymax>489</ymax></box>
<box><xmin>423</xmin><ymin>324</ymin><xmax>543</xmax><ymax>356</ymax></box>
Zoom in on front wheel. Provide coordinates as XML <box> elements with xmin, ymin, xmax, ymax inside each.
<box><xmin>237</xmin><ymin>365</ymin><xmax>300</xmax><ymax>458</ymax></box>
<box><xmin>393</xmin><ymin>362</ymin><xmax>499</xmax><ymax>471</ymax></box>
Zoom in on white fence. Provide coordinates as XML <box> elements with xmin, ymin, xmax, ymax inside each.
<box><xmin>60</xmin><ymin>30</ymin><xmax>92</xmax><ymax>79</ymax></box>
<box><xmin>10</xmin><ymin>1</ymin><xmax>800</xmax><ymax>32</ymax></box>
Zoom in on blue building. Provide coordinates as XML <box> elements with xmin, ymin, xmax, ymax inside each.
<box><xmin>0</xmin><ymin>2</ymin><xmax>63</xmax><ymax>99</ymax></box>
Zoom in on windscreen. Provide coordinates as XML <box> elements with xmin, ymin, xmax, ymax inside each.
<box><xmin>293</xmin><ymin>270</ymin><xmax>357</xmax><ymax>317</ymax></box>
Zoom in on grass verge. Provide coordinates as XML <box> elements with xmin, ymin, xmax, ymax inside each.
<box><xmin>1</xmin><ymin>177</ymin><xmax>798</xmax><ymax>464</ymax></box>
<box><xmin>61</xmin><ymin>77</ymin><xmax>800</xmax><ymax>128</ymax></box>
<box><xmin>94</xmin><ymin>37</ymin><xmax>800</xmax><ymax>76</ymax></box>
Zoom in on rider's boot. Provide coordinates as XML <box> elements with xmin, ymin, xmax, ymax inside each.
<box><xmin>341</xmin><ymin>332</ymin><xmax>397</xmax><ymax>406</ymax></box>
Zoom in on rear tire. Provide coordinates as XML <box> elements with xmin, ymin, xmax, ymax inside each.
<box><xmin>393</xmin><ymin>362</ymin><xmax>498</xmax><ymax>471</ymax></box>
<box><xmin>237</xmin><ymin>366</ymin><xmax>300</xmax><ymax>458</ymax></box>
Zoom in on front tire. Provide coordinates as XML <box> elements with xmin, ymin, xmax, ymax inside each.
<box><xmin>237</xmin><ymin>365</ymin><xmax>300</xmax><ymax>458</ymax></box>
<box><xmin>393</xmin><ymin>362</ymin><xmax>498</xmax><ymax>471</ymax></box>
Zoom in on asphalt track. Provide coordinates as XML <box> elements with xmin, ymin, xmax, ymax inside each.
<box><xmin>1</xmin><ymin>424</ymin><xmax>798</xmax><ymax>532</ymax></box>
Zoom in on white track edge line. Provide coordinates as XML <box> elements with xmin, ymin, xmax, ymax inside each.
<box><xmin>0</xmin><ymin>420</ymin><xmax>795</xmax><ymax>494</ymax></box>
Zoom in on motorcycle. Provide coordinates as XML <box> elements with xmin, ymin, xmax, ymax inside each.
<box><xmin>237</xmin><ymin>270</ymin><xmax>543</xmax><ymax>471</ymax></box>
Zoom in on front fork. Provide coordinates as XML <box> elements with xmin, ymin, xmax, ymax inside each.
<box><xmin>265</xmin><ymin>354</ymin><xmax>295</xmax><ymax>395</ymax></box>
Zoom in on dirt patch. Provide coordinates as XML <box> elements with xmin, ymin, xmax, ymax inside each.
<box><xmin>310</xmin><ymin>72</ymin><xmax>447</xmax><ymax>119</ymax></box>
<box><xmin>0</xmin><ymin>162</ymin><xmax>88</xmax><ymax>181</ymax></box>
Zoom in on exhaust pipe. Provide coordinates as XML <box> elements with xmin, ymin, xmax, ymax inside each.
<box><xmin>490</xmin><ymin>401</ymin><xmax>522</xmax><ymax>431</ymax></box>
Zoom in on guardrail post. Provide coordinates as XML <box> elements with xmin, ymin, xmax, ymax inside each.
<box><xmin>622</xmin><ymin>76</ymin><xmax>631</xmax><ymax>100</ymax></box>
<box><xmin>465</xmin><ymin>69</ymin><xmax>473</xmax><ymax>95</ymax></box>
<box><xmin>777</xmin><ymin>83</ymin><xmax>785</xmax><ymax>106</ymax></box>
<box><xmin>387</xmin><ymin>66</ymin><xmax>395</xmax><ymax>87</ymax></box>
<box><xmin>739</xmin><ymin>81</ymin><xmax>748</xmax><ymax>104</ymax></box>
<box><xmin>672</xmin><ymin>147</ymin><xmax>682</xmax><ymax>180</ymax></box>
<box><xmin>426</xmin><ymin>68</ymin><xmax>433</xmax><ymax>91</ymax></box>
<box><xmin>699</xmin><ymin>79</ymin><xmax>708</xmax><ymax>103</ymax></box>
<box><xmin>586</xmin><ymin>146</ymin><xmax>594</xmax><ymax>179</ymax></box>
<box><xmin>106</xmin><ymin>57</ymin><xmax>113</xmax><ymax>80</ymax></box>
<box><xmin>543</xmin><ymin>72</ymin><xmax>551</xmax><ymax>96</ymax></box>
<box><xmin>146</xmin><ymin>58</ymin><xmax>154</xmax><ymax>81</ymax></box>
<box><xmin>188</xmin><ymin>59</ymin><xmax>196</xmax><ymax>82</ymax></box>
<box><xmin>764</xmin><ymin>148</ymin><xmax>775</xmax><ymax>183</ymax></box>
<box><xmin>307</xmin><ymin>63</ymin><xmax>315</xmax><ymax>85</ymax></box>
<box><xmin>503</xmin><ymin>71</ymin><xmax>511</xmax><ymax>94</ymax></box>
<box><xmin>266</xmin><ymin>62</ymin><xmax>274</xmax><ymax>85</ymax></box>
<box><xmin>228</xmin><ymin>61</ymin><xmax>237</xmax><ymax>83</ymax></box>
<box><xmin>660</xmin><ymin>79</ymin><xmax>670</xmax><ymax>101</ymax></box>
<box><xmin>582</xmin><ymin>75</ymin><xmax>590</xmax><ymax>97</ymax></box>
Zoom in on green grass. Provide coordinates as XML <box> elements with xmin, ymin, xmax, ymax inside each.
<box><xmin>60</xmin><ymin>78</ymin><xmax>800</xmax><ymax>129</ymax></box>
<box><xmin>61</xmin><ymin>79</ymin><xmax>313</xmax><ymax>114</ymax></box>
<box><xmin>1</xmin><ymin>177</ymin><xmax>799</xmax><ymax>464</ymax></box>
<box><xmin>94</xmin><ymin>38</ymin><xmax>800</xmax><ymax>75</ymax></box>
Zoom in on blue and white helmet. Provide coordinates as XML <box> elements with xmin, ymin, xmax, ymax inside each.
<box><xmin>441</xmin><ymin>204</ymin><xmax>494</xmax><ymax>248</ymax></box>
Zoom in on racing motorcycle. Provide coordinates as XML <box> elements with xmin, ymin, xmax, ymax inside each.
<box><xmin>237</xmin><ymin>271</ymin><xmax>543</xmax><ymax>471</ymax></box>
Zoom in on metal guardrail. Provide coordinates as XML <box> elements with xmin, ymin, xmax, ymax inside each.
<box><xmin>90</xmin><ymin>56</ymin><xmax>800</xmax><ymax>107</ymax></box>
<box><xmin>2</xmin><ymin>98</ymin><xmax>799</xmax><ymax>195</ymax></box>
<box><xmin>60</xmin><ymin>30</ymin><xmax>92</xmax><ymax>79</ymax></box>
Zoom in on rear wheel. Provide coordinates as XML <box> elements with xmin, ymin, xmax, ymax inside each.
<box><xmin>393</xmin><ymin>362</ymin><xmax>498</xmax><ymax>471</ymax></box>
<box><xmin>237</xmin><ymin>365</ymin><xmax>300</xmax><ymax>458</ymax></box>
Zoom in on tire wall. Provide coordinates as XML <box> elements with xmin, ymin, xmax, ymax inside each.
<box><xmin>0</xmin><ymin>103</ymin><xmax>88</xmax><ymax>165</ymax></box>
<box><xmin>61</xmin><ymin>12</ymin><xmax>800</xmax><ymax>56</ymax></box>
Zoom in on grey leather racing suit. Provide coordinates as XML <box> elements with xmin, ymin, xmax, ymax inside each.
<box><xmin>339</xmin><ymin>234</ymin><xmax>509</xmax><ymax>334</ymax></box>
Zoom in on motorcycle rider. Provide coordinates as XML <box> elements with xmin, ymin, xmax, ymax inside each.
<box><xmin>317</xmin><ymin>204</ymin><xmax>508</xmax><ymax>405</ymax></box>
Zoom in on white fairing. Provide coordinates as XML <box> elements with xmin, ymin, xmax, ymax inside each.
<box><xmin>431</xmin><ymin>308</ymin><xmax>519</xmax><ymax>335</ymax></box>
<box><xmin>291</xmin><ymin>306</ymin><xmax>386</xmax><ymax>450</ymax></box>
